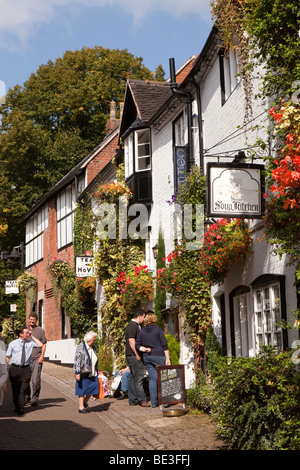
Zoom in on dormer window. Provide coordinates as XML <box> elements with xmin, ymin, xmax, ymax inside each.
<box><xmin>135</xmin><ymin>129</ymin><xmax>151</xmax><ymax>171</ymax></box>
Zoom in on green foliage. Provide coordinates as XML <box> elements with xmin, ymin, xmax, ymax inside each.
<box><xmin>175</xmin><ymin>165</ymin><xmax>206</xmax><ymax>207</ymax></box>
<box><xmin>17</xmin><ymin>272</ymin><xmax>38</xmax><ymax>310</ymax></box>
<box><xmin>159</xmin><ymin>166</ymin><xmax>211</xmax><ymax>370</ymax></box>
<box><xmin>154</xmin><ymin>64</ymin><xmax>165</xmax><ymax>82</ymax></box>
<box><xmin>154</xmin><ymin>228</ymin><xmax>166</xmax><ymax>328</ymax></box>
<box><xmin>263</xmin><ymin>195</ymin><xmax>300</xmax><ymax>265</ymax></box>
<box><xmin>211</xmin><ymin>0</ymin><xmax>300</xmax><ymax>115</ymax></box>
<box><xmin>0</xmin><ymin>47</ymin><xmax>155</xmax><ymax>249</ymax></box>
<box><xmin>89</xmin><ymin>180</ymin><xmax>148</xmax><ymax>367</ymax></box>
<box><xmin>198</xmin><ymin>347</ymin><xmax>300</xmax><ymax>450</ymax></box>
<box><xmin>1</xmin><ymin>317</ymin><xmax>23</xmax><ymax>344</ymax></box>
<box><xmin>73</xmin><ymin>201</ymin><xmax>95</xmax><ymax>258</ymax></box>
<box><xmin>165</xmin><ymin>334</ymin><xmax>180</xmax><ymax>365</ymax></box>
<box><xmin>245</xmin><ymin>0</ymin><xmax>300</xmax><ymax>100</ymax></box>
<box><xmin>97</xmin><ymin>340</ymin><xmax>114</xmax><ymax>377</ymax></box>
<box><xmin>47</xmin><ymin>258</ymin><xmax>97</xmax><ymax>338</ymax></box>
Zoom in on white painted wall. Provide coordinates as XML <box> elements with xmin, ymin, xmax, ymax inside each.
<box><xmin>44</xmin><ymin>338</ymin><xmax>77</xmax><ymax>365</ymax></box>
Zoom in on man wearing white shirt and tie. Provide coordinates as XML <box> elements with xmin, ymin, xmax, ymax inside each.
<box><xmin>6</xmin><ymin>326</ymin><xmax>43</xmax><ymax>415</ymax></box>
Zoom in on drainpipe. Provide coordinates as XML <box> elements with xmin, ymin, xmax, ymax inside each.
<box><xmin>169</xmin><ymin>58</ymin><xmax>194</xmax><ymax>170</ymax></box>
<box><xmin>191</xmin><ymin>76</ymin><xmax>204</xmax><ymax>173</ymax></box>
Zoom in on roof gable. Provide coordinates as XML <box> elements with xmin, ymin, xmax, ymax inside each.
<box><xmin>119</xmin><ymin>80</ymin><xmax>172</xmax><ymax>138</ymax></box>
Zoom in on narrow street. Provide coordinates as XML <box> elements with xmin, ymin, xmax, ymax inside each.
<box><xmin>0</xmin><ymin>361</ymin><xmax>226</xmax><ymax>453</ymax></box>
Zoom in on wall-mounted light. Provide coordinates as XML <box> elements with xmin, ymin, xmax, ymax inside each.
<box><xmin>152</xmin><ymin>244</ymin><xmax>158</xmax><ymax>260</ymax></box>
<box><xmin>204</xmin><ymin>218</ymin><xmax>216</xmax><ymax>233</ymax></box>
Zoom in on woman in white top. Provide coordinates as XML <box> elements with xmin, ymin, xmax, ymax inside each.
<box><xmin>73</xmin><ymin>331</ymin><xmax>99</xmax><ymax>413</ymax></box>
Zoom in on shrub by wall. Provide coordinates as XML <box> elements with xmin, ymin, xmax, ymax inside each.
<box><xmin>187</xmin><ymin>344</ymin><xmax>300</xmax><ymax>450</ymax></box>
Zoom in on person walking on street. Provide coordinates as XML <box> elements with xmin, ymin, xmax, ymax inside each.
<box><xmin>6</xmin><ymin>327</ymin><xmax>43</xmax><ymax>415</ymax></box>
<box><xmin>135</xmin><ymin>313</ymin><xmax>171</xmax><ymax>408</ymax></box>
<box><xmin>0</xmin><ymin>347</ymin><xmax>8</xmax><ymax>406</ymax></box>
<box><xmin>27</xmin><ymin>313</ymin><xmax>47</xmax><ymax>406</ymax></box>
<box><xmin>125</xmin><ymin>308</ymin><xmax>150</xmax><ymax>407</ymax></box>
<box><xmin>74</xmin><ymin>331</ymin><xmax>99</xmax><ymax>413</ymax></box>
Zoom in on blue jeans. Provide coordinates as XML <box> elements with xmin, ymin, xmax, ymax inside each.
<box><xmin>143</xmin><ymin>355</ymin><xmax>166</xmax><ymax>407</ymax></box>
<box><xmin>126</xmin><ymin>356</ymin><xmax>147</xmax><ymax>405</ymax></box>
<box><xmin>114</xmin><ymin>370</ymin><xmax>131</xmax><ymax>392</ymax></box>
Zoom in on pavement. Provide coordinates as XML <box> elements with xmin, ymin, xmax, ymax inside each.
<box><xmin>0</xmin><ymin>361</ymin><xmax>227</xmax><ymax>453</ymax></box>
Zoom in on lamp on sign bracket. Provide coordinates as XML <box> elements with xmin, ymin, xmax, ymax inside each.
<box><xmin>0</xmin><ymin>243</ymin><xmax>24</xmax><ymax>277</ymax></box>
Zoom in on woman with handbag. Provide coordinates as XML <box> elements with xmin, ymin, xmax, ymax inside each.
<box><xmin>73</xmin><ymin>331</ymin><xmax>99</xmax><ymax>413</ymax></box>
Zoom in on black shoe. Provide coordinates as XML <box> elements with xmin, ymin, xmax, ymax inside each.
<box><xmin>78</xmin><ymin>408</ymin><xmax>88</xmax><ymax>414</ymax></box>
<box><xmin>18</xmin><ymin>409</ymin><xmax>25</xmax><ymax>416</ymax></box>
<box><xmin>117</xmin><ymin>392</ymin><xmax>128</xmax><ymax>400</ymax></box>
<box><xmin>31</xmin><ymin>401</ymin><xmax>38</xmax><ymax>407</ymax></box>
<box><xmin>129</xmin><ymin>401</ymin><xmax>139</xmax><ymax>406</ymax></box>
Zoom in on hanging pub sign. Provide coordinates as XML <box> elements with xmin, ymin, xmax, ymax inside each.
<box><xmin>207</xmin><ymin>162</ymin><xmax>265</xmax><ymax>219</ymax></box>
<box><xmin>174</xmin><ymin>145</ymin><xmax>188</xmax><ymax>190</ymax></box>
<box><xmin>75</xmin><ymin>256</ymin><xmax>95</xmax><ymax>277</ymax></box>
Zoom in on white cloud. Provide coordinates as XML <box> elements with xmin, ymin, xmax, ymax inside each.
<box><xmin>0</xmin><ymin>0</ymin><xmax>211</xmax><ymax>50</ymax></box>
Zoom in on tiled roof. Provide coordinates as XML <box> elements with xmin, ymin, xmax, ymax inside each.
<box><xmin>128</xmin><ymin>80</ymin><xmax>173</xmax><ymax>123</ymax></box>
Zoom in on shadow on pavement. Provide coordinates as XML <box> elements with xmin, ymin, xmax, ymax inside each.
<box><xmin>0</xmin><ymin>418</ymin><xmax>99</xmax><ymax>450</ymax></box>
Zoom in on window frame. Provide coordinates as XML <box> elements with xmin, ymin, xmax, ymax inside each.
<box><xmin>253</xmin><ymin>282</ymin><xmax>283</xmax><ymax>352</ymax></box>
<box><xmin>134</xmin><ymin>128</ymin><xmax>151</xmax><ymax>172</ymax></box>
<box><xmin>219</xmin><ymin>48</ymin><xmax>241</xmax><ymax>105</ymax></box>
<box><xmin>25</xmin><ymin>205</ymin><xmax>48</xmax><ymax>267</ymax></box>
<box><xmin>57</xmin><ymin>182</ymin><xmax>76</xmax><ymax>250</ymax></box>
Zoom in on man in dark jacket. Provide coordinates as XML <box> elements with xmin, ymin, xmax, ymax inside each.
<box><xmin>125</xmin><ymin>308</ymin><xmax>150</xmax><ymax>407</ymax></box>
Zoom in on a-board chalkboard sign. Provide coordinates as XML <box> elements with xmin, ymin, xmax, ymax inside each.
<box><xmin>157</xmin><ymin>365</ymin><xmax>186</xmax><ymax>406</ymax></box>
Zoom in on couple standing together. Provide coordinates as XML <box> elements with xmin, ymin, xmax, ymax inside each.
<box><xmin>125</xmin><ymin>309</ymin><xmax>170</xmax><ymax>408</ymax></box>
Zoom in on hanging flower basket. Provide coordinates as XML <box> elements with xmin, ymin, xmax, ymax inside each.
<box><xmin>47</xmin><ymin>258</ymin><xmax>75</xmax><ymax>305</ymax></box>
<box><xmin>17</xmin><ymin>272</ymin><xmax>38</xmax><ymax>309</ymax></box>
<box><xmin>156</xmin><ymin>247</ymin><xmax>183</xmax><ymax>295</ymax></box>
<box><xmin>116</xmin><ymin>265</ymin><xmax>154</xmax><ymax>319</ymax></box>
<box><xmin>48</xmin><ymin>258</ymin><xmax>71</xmax><ymax>281</ymax></box>
<box><xmin>94</xmin><ymin>181</ymin><xmax>132</xmax><ymax>202</ymax></box>
<box><xmin>199</xmin><ymin>219</ymin><xmax>252</xmax><ymax>285</ymax></box>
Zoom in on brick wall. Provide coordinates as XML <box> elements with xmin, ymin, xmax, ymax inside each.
<box><xmin>27</xmin><ymin>199</ymin><xmax>74</xmax><ymax>341</ymax></box>
<box><xmin>86</xmin><ymin>133</ymin><xmax>119</xmax><ymax>185</ymax></box>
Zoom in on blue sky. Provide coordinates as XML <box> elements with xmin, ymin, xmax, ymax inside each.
<box><xmin>0</xmin><ymin>0</ymin><xmax>213</xmax><ymax>93</ymax></box>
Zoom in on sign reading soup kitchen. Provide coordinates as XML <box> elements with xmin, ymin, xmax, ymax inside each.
<box><xmin>207</xmin><ymin>163</ymin><xmax>265</xmax><ymax>219</ymax></box>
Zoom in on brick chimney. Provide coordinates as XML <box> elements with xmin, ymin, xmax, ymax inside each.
<box><xmin>105</xmin><ymin>101</ymin><xmax>119</xmax><ymax>134</ymax></box>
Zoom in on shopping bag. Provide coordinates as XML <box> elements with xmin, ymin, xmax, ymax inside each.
<box><xmin>98</xmin><ymin>371</ymin><xmax>110</xmax><ymax>397</ymax></box>
<box><xmin>111</xmin><ymin>373</ymin><xmax>122</xmax><ymax>391</ymax></box>
<box><xmin>93</xmin><ymin>375</ymin><xmax>104</xmax><ymax>399</ymax></box>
